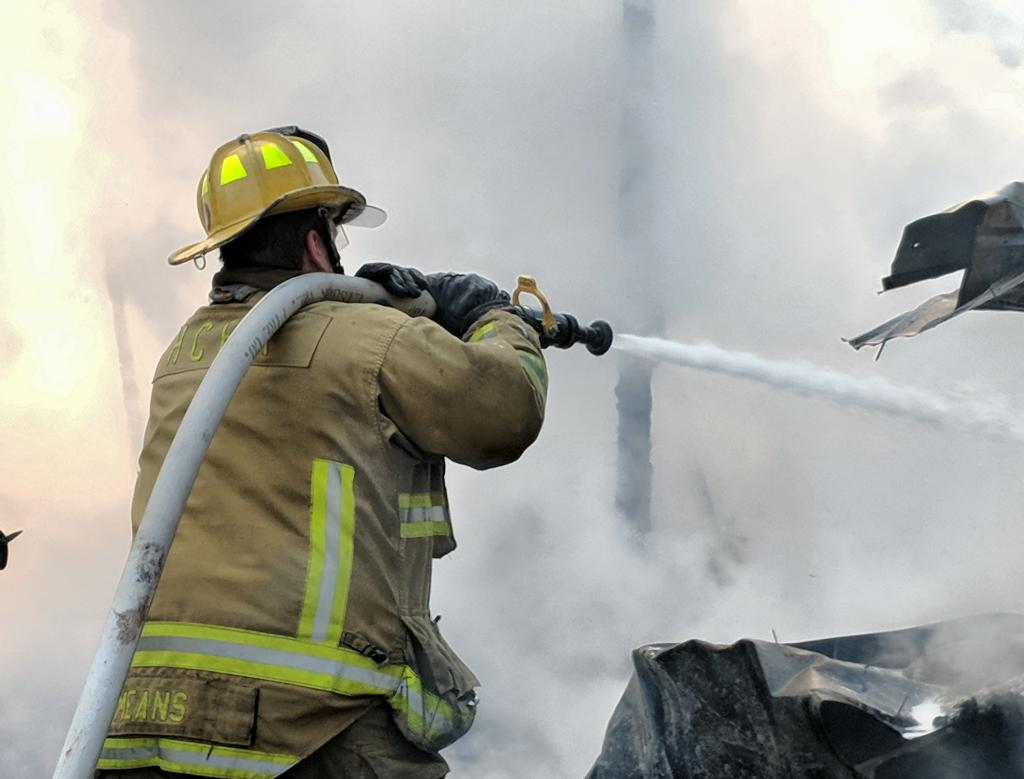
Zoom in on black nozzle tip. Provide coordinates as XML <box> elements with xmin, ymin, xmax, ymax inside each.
<box><xmin>585</xmin><ymin>320</ymin><xmax>614</xmax><ymax>356</ymax></box>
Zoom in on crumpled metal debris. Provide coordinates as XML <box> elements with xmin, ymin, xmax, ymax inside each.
<box><xmin>0</xmin><ymin>528</ymin><xmax>22</xmax><ymax>570</ymax></box>
<box><xmin>587</xmin><ymin>613</ymin><xmax>1024</xmax><ymax>778</ymax></box>
<box><xmin>848</xmin><ymin>182</ymin><xmax>1024</xmax><ymax>353</ymax></box>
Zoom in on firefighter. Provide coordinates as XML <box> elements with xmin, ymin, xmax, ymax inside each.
<box><xmin>95</xmin><ymin>127</ymin><xmax>547</xmax><ymax>778</ymax></box>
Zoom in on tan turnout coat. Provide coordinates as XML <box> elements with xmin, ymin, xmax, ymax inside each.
<box><xmin>98</xmin><ymin>283</ymin><xmax>546</xmax><ymax>777</ymax></box>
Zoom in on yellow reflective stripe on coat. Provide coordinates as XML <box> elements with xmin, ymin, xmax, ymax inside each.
<box><xmin>132</xmin><ymin>621</ymin><xmax>459</xmax><ymax>744</ymax></box>
<box><xmin>516</xmin><ymin>349</ymin><xmax>548</xmax><ymax>396</ymax></box>
<box><xmin>398</xmin><ymin>492</ymin><xmax>451</xmax><ymax>538</ymax></box>
<box><xmin>467</xmin><ymin>321</ymin><xmax>498</xmax><ymax>342</ymax></box>
<box><xmin>97</xmin><ymin>736</ymin><xmax>298</xmax><ymax>779</ymax></box>
<box><xmin>298</xmin><ymin>459</ymin><xmax>355</xmax><ymax>644</ymax></box>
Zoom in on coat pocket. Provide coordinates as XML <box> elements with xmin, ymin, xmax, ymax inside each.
<box><xmin>401</xmin><ymin>613</ymin><xmax>480</xmax><ymax>696</ymax></box>
<box><xmin>391</xmin><ymin>613</ymin><xmax>480</xmax><ymax>751</ymax></box>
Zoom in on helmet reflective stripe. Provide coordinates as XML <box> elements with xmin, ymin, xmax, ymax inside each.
<box><xmin>261</xmin><ymin>142</ymin><xmax>293</xmax><ymax>170</ymax></box>
<box><xmin>199</xmin><ymin>172</ymin><xmax>212</xmax><ymax>231</ymax></box>
<box><xmin>290</xmin><ymin>139</ymin><xmax>319</xmax><ymax>163</ymax></box>
<box><xmin>97</xmin><ymin>737</ymin><xmax>298</xmax><ymax>778</ymax></box>
<box><xmin>219</xmin><ymin>153</ymin><xmax>247</xmax><ymax>185</ymax></box>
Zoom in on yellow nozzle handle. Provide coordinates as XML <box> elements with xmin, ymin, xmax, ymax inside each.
<box><xmin>512</xmin><ymin>275</ymin><xmax>558</xmax><ymax>337</ymax></box>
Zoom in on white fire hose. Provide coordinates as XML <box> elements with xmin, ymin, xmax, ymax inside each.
<box><xmin>53</xmin><ymin>274</ymin><xmax>435</xmax><ymax>779</ymax></box>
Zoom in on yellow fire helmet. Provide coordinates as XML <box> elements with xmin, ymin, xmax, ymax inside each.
<box><xmin>168</xmin><ymin>130</ymin><xmax>386</xmax><ymax>266</ymax></box>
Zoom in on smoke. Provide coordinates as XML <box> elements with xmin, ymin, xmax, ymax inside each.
<box><xmin>103</xmin><ymin>265</ymin><xmax>145</xmax><ymax>457</ymax></box>
<box><xmin>435</xmin><ymin>484</ymin><xmax>721</xmax><ymax>776</ymax></box>
<box><xmin>931</xmin><ymin>0</ymin><xmax>1024</xmax><ymax>68</ymax></box>
<box><xmin>614</xmin><ymin>356</ymin><xmax>654</xmax><ymax>531</ymax></box>
<box><xmin>616</xmin><ymin>334</ymin><xmax>1024</xmax><ymax>445</ymax></box>
<box><xmin>10</xmin><ymin>1</ymin><xmax>1024</xmax><ymax>777</ymax></box>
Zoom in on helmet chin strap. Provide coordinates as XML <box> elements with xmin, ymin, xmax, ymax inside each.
<box><xmin>317</xmin><ymin>207</ymin><xmax>344</xmax><ymax>274</ymax></box>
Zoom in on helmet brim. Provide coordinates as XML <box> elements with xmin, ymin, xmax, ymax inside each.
<box><xmin>168</xmin><ymin>217</ymin><xmax>258</xmax><ymax>266</ymax></box>
<box><xmin>168</xmin><ymin>184</ymin><xmax>386</xmax><ymax>266</ymax></box>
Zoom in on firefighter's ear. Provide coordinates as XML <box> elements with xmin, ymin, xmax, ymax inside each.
<box><xmin>301</xmin><ymin>229</ymin><xmax>333</xmax><ymax>273</ymax></box>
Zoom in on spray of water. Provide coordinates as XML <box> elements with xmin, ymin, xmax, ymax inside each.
<box><xmin>615</xmin><ymin>334</ymin><xmax>1024</xmax><ymax>445</ymax></box>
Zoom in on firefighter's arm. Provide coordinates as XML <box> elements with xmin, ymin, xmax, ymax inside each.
<box><xmin>378</xmin><ymin>309</ymin><xmax>547</xmax><ymax>469</ymax></box>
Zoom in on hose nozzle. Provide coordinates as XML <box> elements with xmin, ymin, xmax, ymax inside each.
<box><xmin>579</xmin><ymin>318</ymin><xmax>614</xmax><ymax>355</ymax></box>
<box><xmin>509</xmin><ymin>276</ymin><xmax>613</xmax><ymax>356</ymax></box>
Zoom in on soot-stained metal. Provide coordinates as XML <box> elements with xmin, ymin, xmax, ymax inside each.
<box><xmin>850</xmin><ymin>182</ymin><xmax>1024</xmax><ymax>353</ymax></box>
<box><xmin>0</xmin><ymin>529</ymin><xmax>22</xmax><ymax>570</ymax></box>
<box><xmin>588</xmin><ymin>613</ymin><xmax>1024</xmax><ymax>778</ymax></box>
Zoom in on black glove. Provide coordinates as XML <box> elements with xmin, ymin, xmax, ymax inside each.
<box><xmin>425</xmin><ymin>272</ymin><xmax>511</xmax><ymax>337</ymax></box>
<box><xmin>355</xmin><ymin>262</ymin><xmax>429</xmax><ymax>299</ymax></box>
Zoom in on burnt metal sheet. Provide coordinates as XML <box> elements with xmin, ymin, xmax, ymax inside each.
<box><xmin>849</xmin><ymin>182</ymin><xmax>1024</xmax><ymax>351</ymax></box>
<box><xmin>0</xmin><ymin>529</ymin><xmax>21</xmax><ymax>570</ymax></box>
<box><xmin>586</xmin><ymin>613</ymin><xmax>1024</xmax><ymax>778</ymax></box>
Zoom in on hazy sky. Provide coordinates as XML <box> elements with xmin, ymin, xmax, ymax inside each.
<box><xmin>5</xmin><ymin>1</ymin><xmax>1024</xmax><ymax>776</ymax></box>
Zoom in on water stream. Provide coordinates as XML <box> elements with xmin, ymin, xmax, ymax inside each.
<box><xmin>615</xmin><ymin>334</ymin><xmax>1024</xmax><ymax>445</ymax></box>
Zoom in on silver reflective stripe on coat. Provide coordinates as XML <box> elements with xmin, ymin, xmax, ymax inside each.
<box><xmin>98</xmin><ymin>737</ymin><xmax>298</xmax><ymax>778</ymax></box>
<box><xmin>135</xmin><ymin>634</ymin><xmax>408</xmax><ymax>700</ymax></box>
<box><xmin>298</xmin><ymin>460</ymin><xmax>356</xmax><ymax>644</ymax></box>
<box><xmin>398</xmin><ymin>493</ymin><xmax>451</xmax><ymax>538</ymax></box>
<box><xmin>312</xmin><ymin>462</ymin><xmax>343</xmax><ymax>641</ymax></box>
<box><xmin>132</xmin><ymin>623</ymin><xmax>451</xmax><ymax>739</ymax></box>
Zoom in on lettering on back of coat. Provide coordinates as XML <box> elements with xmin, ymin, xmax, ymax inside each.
<box><xmin>157</xmin><ymin>310</ymin><xmax>330</xmax><ymax>379</ymax></box>
<box><xmin>114</xmin><ymin>689</ymin><xmax>188</xmax><ymax>724</ymax></box>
